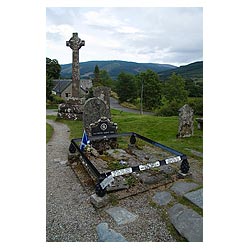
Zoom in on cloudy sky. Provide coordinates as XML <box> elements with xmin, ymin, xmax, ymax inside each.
<box><xmin>46</xmin><ymin>7</ymin><xmax>203</xmax><ymax>66</ymax></box>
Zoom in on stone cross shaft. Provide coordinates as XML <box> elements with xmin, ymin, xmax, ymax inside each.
<box><xmin>66</xmin><ymin>33</ymin><xmax>85</xmax><ymax>98</ymax></box>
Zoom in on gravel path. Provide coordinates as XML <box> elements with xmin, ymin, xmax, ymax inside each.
<box><xmin>46</xmin><ymin>119</ymin><xmax>100</xmax><ymax>241</ymax></box>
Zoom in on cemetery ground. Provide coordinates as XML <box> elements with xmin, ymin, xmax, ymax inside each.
<box><xmin>46</xmin><ymin>110</ymin><xmax>203</xmax><ymax>242</ymax></box>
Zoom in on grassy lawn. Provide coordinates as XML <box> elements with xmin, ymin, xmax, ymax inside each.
<box><xmin>46</xmin><ymin>104</ymin><xmax>58</xmax><ymax>109</ymax></box>
<box><xmin>47</xmin><ymin>109</ymin><xmax>202</xmax><ymax>158</ymax></box>
<box><xmin>111</xmin><ymin>110</ymin><xmax>203</xmax><ymax>156</ymax></box>
<box><xmin>46</xmin><ymin>123</ymin><xmax>54</xmax><ymax>143</ymax></box>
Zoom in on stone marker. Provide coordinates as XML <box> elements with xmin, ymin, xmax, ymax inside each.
<box><xmin>58</xmin><ymin>32</ymin><xmax>85</xmax><ymax>120</ymax></box>
<box><xmin>82</xmin><ymin>97</ymin><xmax>111</xmax><ymax>134</ymax></box>
<box><xmin>152</xmin><ymin>191</ymin><xmax>173</xmax><ymax>206</ymax></box>
<box><xmin>96</xmin><ymin>222</ymin><xmax>127</xmax><ymax>242</ymax></box>
<box><xmin>177</xmin><ymin>104</ymin><xmax>194</xmax><ymax>138</ymax></box>
<box><xmin>184</xmin><ymin>188</ymin><xmax>203</xmax><ymax>209</ymax></box>
<box><xmin>196</xmin><ymin>118</ymin><xmax>203</xmax><ymax>130</ymax></box>
<box><xmin>170</xmin><ymin>181</ymin><xmax>199</xmax><ymax>196</ymax></box>
<box><xmin>106</xmin><ymin>206</ymin><xmax>138</xmax><ymax>225</ymax></box>
<box><xmin>167</xmin><ymin>203</ymin><xmax>203</xmax><ymax>242</ymax></box>
<box><xmin>83</xmin><ymin>98</ymin><xmax>118</xmax><ymax>153</ymax></box>
<box><xmin>66</xmin><ymin>32</ymin><xmax>85</xmax><ymax>98</ymax></box>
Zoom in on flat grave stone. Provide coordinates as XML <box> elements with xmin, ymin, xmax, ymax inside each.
<box><xmin>167</xmin><ymin>203</ymin><xmax>203</xmax><ymax>242</ymax></box>
<box><xmin>160</xmin><ymin>165</ymin><xmax>175</xmax><ymax>175</ymax></box>
<box><xmin>96</xmin><ymin>222</ymin><xmax>127</xmax><ymax>242</ymax></box>
<box><xmin>170</xmin><ymin>181</ymin><xmax>199</xmax><ymax>196</ymax></box>
<box><xmin>106</xmin><ymin>206</ymin><xmax>138</xmax><ymax>225</ymax></box>
<box><xmin>152</xmin><ymin>191</ymin><xmax>173</xmax><ymax>206</ymax></box>
<box><xmin>138</xmin><ymin>171</ymin><xmax>166</xmax><ymax>185</ymax></box>
<box><xmin>184</xmin><ymin>188</ymin><xmax>203</xmax><ymax>209</ymax></box>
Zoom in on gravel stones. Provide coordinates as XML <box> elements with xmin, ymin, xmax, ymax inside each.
<box><xmin>46</xmin><ymin>119</ymin><xmax>99</xmax><ymax>241</ymax></box>
<box><xmin>106</xmin><ymin>207</ymin><xmax>138</xmax><ymax>225</ymax></box>
<box><xmin>96</xmin><ymin>223</ymin><xmax>127</xmax><ymax>242</ymax></box>
<box><xmin>167</xmin><ymin>203</ymin><xmax>203</xmax><ymax>242</ymax></box>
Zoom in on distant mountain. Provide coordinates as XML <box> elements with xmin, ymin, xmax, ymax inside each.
<box><xmin>60</xmin><ymin>60</ymin><xmax>177</xmax><ymax>79</ymax></box>
<box><xmin>158</xmin><ymin>61</ymin><xmax>203</xmax><ymax>82</ymax></box>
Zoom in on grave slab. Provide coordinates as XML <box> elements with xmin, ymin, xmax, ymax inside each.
<box><xmin>152</xmin><ymin>191</ymin><xmax>173</xmax><ymax>206</ymax></box>
<box><xmin>184</xmin><ymin>188</ymin><xmax>203</xmax><ymax>209</ymax></box>
<box><xmin>167</xmin><ymin>203</ymin><xmax>203</xmax><ymax>242</ymax></box>
<box><xmin>170</xmin><ymin>181</ymin><xmax>199</xmax><ymax>196</ymax></box>
<box><xmin>138</xmin><ymin>172</ymin><xmax>166</xmax><ymax>185</ymax></box>
<box><xmin>96</xmin><ymin>222</ymin><xmax>127</xmax><ymax>242</ymax></box>
<box><xmin>106</xmin><ymin>206</ymin><xmax>138</xmax><ymax>225</ymax></box>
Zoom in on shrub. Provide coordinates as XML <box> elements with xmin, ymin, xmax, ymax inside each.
<box><xmin>50</xmin><ymin>94</ymin><xmax>65</xmax><ymax>104</ymax></box>
<box><xmin>187</xmin><ymin>98</ymin><xmax>203</xmax><ymax>116</ymax></box>
<box><xmin>156</xmin><ymin>99</ymin><xmax>183</xmax><ymax>117</ymax></box>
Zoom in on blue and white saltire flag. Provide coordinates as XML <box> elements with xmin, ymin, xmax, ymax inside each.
<box><xmin>80</xmin><ymin>130</ymin><xmax>90</xmax><ymax>151</ymax></box>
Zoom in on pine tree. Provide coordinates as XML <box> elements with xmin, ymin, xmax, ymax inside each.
<box><xmin>93</xmin><ymin>65</ymin><xmax>101</xmax><ymax>86</ymax></box>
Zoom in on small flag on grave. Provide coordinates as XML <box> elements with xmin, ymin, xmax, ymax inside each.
<box><xmin>80</xmin><ymin>130</ymin><xmax>90</xmax><ymax>151</ymax></box>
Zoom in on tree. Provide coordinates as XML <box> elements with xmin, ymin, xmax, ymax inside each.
<box><xmin>93</xmin><ymin>65</ymin><xmax>101</xmax><ymax>86</ymax></box>
<box><xmin>157</xmin><ymin>73</ymin><xmax>189</xmax><ymax>116</ymax></box>
<box><xmin>185</xmin><ymin>78</ymin><xmax>203</xmax><ymax>97</ymax></box>
<box><xmin>116</xmin><ymin>72</ymin><xmax>137</xmax><ymax>103</ymax></box>
<box><xmin>46</xmin><ymin>57</ymin><xmax>61</xmax><ymax>100</ymax></box>
<box><xmin>99</xmin><ymin>70</ymin><xmax>114</xmax><ymax>88</ymax></box>
<box><xmin>163</xmin><ymin>73</ymin><xmax>188</xmax><ymax>103</ymax></box>
<box><xmin>136</xmin><ymin>69</ymin><xmax>162</xmax><ymax>110</ymax></box>
<box><xmin>46</xmin><ymin>57</ymin><xmax>61</xmax><ymax>79</ymax></box>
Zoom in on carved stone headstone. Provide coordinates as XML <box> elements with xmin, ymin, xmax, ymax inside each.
<box><xmin>177</xmin><ymin>104</ymin><xmax>194</xmax><ymax>138</ymax></box>
<box><xmin>93</xmin><ymin>86</ymin><xmax>111</xmax><ymax>108</ymax></box>
<box><xmin>83</xmin><ymin>97</ymin><xmax>111</xmax><ymax>134</ymax></box>
<box><xmin>90</xmin><ymin>117</ymin><xmax>118</xmax><ymax>152</ymax></box>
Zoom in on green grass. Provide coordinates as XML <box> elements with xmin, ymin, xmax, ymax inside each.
<box><xmin>111</xmin><ymin>109</ymin><xmax>203</xmax><ymax>157</ymax></box>
<box><xmin>46</xmin><ymin>109</ymin><xmax>202</xmax><ymax>157</ymax></box>
<box><xmin>57</xmin><ymin>118</ymin><xmax>83</xmax><ymax>139</ymax></box>
<box><xmin>46</xmin><ymin>115</ymin><xmax>57</xmax><ymax>121</ymax></box>
<box><xmin>46</xmin><ymin>104</ymin><xmax>58</xmax><ymax>109</ymax></box>
<box><xmin>46</xmin><ymin>123</ymin><xmax>54</xmax><ymax>143</ymax></box>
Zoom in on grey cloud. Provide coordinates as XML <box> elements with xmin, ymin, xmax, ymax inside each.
<box><xmin>46</xmin><ymin>7</ymin><xmax>203</xmax><ymax>65</ymax></box>
<box><xmin>46</xmin><ymin>32</ymin><xmax>64</xmax><ymax>42</ymax></box>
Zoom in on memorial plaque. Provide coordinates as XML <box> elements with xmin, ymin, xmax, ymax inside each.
<box><xmin>90</xmin><ymin>117</ymin><xmax>117</xmax><ymax>136</ymax></box>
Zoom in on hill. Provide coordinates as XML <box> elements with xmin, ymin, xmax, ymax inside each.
<box><xmin>60</xmin><ymin>60</ymin><xmax>177</xmax><ymax>79</ymax></box>
<box><xmin>158</xmin><ymin>61</ymin><xmax>203</xmax><ymax>82</ymax></box>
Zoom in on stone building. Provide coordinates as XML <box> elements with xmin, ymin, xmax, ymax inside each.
<box><xmin>52</xmin><ymin>79</ymin><xmax>92</xmax><ymax>101</ymax></box>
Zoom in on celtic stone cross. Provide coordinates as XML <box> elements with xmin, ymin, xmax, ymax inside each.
<box><xmin>66</xmin><ymin>33</ymin><xmax>85</xmax><ymax>98</ymax></box>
